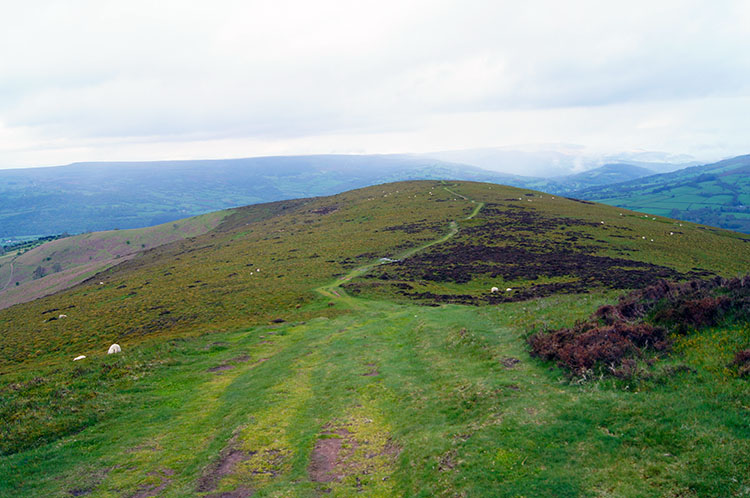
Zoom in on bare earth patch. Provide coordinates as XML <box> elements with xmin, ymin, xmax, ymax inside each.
<box><xmin>362</xmin><ymin>363</ymin><xmax>379</xmax><ymax>376</ymax></box>
<box><xmin>501</xmin><ymin>357</ymin><xmax>520</xmax><ymax>368</ymax></box>
<box><xmin>309</xmin><ymin>428</ymin><xmax>353</xmax><ymax>482</ymax></box>
<box><xmin>207</xmin><ymin>364</ymin><xmax>235</xmax><ymax>373</ymax></box>
<box><xmin>229</xmin><ymin>354</ymin><xmax>251</xmax><ymax>363</ymax></box>
<box><xmin>197</xmin><ymin>448</ymin><xmax>254</xmax><ymax>493</ymax></box>
<box><xmin>131</xmin><ymin>468</ymin><xmax>174</xmax><ymax>498</ymax></box>
<box><xmin>204</xmin><ymin>486</ymin><xmax>254</xmax><ymax>498</ymax></box>
<box><xmin>308</xmin><ymin>414</ymin><xmax>401</xmax><ymax>493</ymax></box>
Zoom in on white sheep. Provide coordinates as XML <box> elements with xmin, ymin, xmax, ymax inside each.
<box><xmin>73</xmin><ymin>355</ymin><xmax>86</xmax><ymax>361</ymax></box>
<box><xmin>506</xmin><ymin>288</ymin><xmax>512</xmax><ymax>292</ymax></box>
<box><xmin>59</xmin><ymin>314</ymin><xmax>67</xmax><ymax>319</ymax></box>
<box><xmin>490</xmin><ymin>287</ymin><xmax>499</xmax><ymax>293</ymax></box>
<box><xmin>107</xmin><ymin>344</ymin><xmax>121</xmax><ymax>354</ymax></box>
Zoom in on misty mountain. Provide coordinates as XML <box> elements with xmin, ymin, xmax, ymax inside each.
<box><xmin>420</xmin><ymin>146</ymin><xmax>698</xmax><ymax>177</ymax></box>
<box><xmin>551</xmin><ymin>163</ymin><xmax>656</xmax><ymax>191</ymax></box>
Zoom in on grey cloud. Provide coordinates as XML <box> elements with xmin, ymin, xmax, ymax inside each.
<box><xmin>0</xmin><ymin>0</ymin><xmax>749</xmax><ymax>166</ymax></box>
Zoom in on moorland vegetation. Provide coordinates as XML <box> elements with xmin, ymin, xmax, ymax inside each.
<box><xmin>0</xmin><ymin>181</ymin><xmax>748</xmax><ymax>497</ymax></box>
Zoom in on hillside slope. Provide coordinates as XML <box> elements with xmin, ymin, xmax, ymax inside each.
<box><xmin>551</xmin><ymin>163</ymin><xmax>655</xmax><ymax>191</ymax></box>
<box><xmin>0</xmin><ymin>211</ymin><xmax>228</xmax><ymax>310</ymax></box>
<box><xmin>1</xmin><ymin>181</ymin><xmax>748</xmax><ymax>497</ymax></box>
<box><xmin>574</xmin><ymin>154</ymin><xmax>750</xmax><ymax>233</ymax></box>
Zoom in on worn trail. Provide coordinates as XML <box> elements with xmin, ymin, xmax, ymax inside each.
<box><xmin>0</xmin><ymin>258</ymin><xmax>16</xmax><ymax>292</ymax></box>
<box><xmin>315</xmin><ymin>184</ymin><xmax>484</xmax><ymax>303</ymax></box>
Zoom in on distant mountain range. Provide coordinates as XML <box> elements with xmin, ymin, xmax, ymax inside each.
<box><xmin>420</xmin><ymin>145</ymin><xmax>698</xmax><ymax>177</ymax></box>
<box><xmin>0</xmin><ymin>153</ymin><xmax>748</xmax><ymax>241</ymax></box>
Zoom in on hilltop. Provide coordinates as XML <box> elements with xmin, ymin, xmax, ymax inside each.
<box><xmin>575</xmin><ymin>154</ymin><xmax>750</xmax><ymax>233</ymax></box>
<box><xmin>1</xmin><ymin>181</ymin><xmax>748</xmax><ymax>497</ymax></box>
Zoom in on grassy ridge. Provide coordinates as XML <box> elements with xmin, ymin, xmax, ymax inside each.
<box><xmin>2</xmin><ymin>181</ymin><xmax>748</xmax><ymax>373</ymax></box>
<box><xmin>0</xmin><ymin>180</ymin><xmax>748</xmax><ymax>497</ymax></box>
<box><xmin>0</xmin><ymin>182</ymin><xmax>470</xmax><ymax>371</ymax></box>
<box><xmin>346</xmin><ymin>183</ymin><xmax>749</xmax><ymax>306</ymax></box>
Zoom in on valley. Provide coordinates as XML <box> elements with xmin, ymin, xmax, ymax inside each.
<box><xmin>577</xmin><ymin>154</ymin><xmax>750</xmax><ymax>233</ymax></box>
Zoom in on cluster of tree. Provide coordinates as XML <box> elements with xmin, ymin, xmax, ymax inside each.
<box><xmin>1</xmin><ymin>233</ymin><xmax>70</xmax><ymax>254</ymax></box>
<box><xmin>31</xmin><ymin>262</ymin><xmax>64</xmax><ymax>280</ymax></box>
<box><xmin>668</xmin><ymin>207</ymin><xmax>750</xmax><ymax>232</ymax></box>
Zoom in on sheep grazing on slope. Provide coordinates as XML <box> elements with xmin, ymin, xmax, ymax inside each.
<box><xmin>58</xmin><ymin>314</ymin><xmax>67</xmax><ymax>318</ymax></box>
<box><xmin>490</xmin><ymin>287</ymin><xmax>499</xmax><ymax>293</ymax></box>
<box><xmin>73</xmin><ymin>355</ymin><xmax>86</xmax><ymax>361</ymax></box>
<box><xmin>108</xmin><ymin>344</ymin><xmax>121</xmax><ymax>355</ymax></box>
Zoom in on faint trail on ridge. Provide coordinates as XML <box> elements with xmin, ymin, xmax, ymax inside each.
<box><xmin>315</xmin><ymin>184</ymin><xmax>484</xmax><ymax>302</ymax></box>
<box><xmin>1</xmin><ymin>259</ymin><xmax>16</xmax><ymax>292</ymax></box>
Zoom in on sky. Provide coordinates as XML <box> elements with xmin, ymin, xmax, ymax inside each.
<box><xmin>1</xmin><ymin>0</ymin><xmax>749</xmax><ymax>169</ymax></box>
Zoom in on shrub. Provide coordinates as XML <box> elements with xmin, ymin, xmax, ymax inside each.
<box><xmin>528</xmin><ymin>321</ymin><xmax>668</xmax><ymax>376</ymax></box>
<box><xmin>529</xmin><ymin>275</ymin><xmax>750</xmax><ymax>378</ymax></box>
<box><xmin>731</xmin><ymin>349</ymin><xmax>750</xmax><ymax>378</ymax></box>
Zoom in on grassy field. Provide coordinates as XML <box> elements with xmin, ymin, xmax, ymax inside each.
<box><xmin>0</xmin><ymin>181</ymin><xmax>748</xmax><ymax>497</ymax></box>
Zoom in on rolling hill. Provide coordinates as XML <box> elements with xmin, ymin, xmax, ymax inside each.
<box><xmin>550</xmin><ymin>163</ymin><xmax>655</xmax><ymax>191</ymax></box>
<box><xmin>0</xmin><ymin>210</ymin><xmax>228</xmax><ymax>310</ymax></box>
<box><xmin>574</xmin><ymin>154</ymin><xmax>750</xmax><ymax>233</ymax></box>
<box><xmin>0</xmin><ymin>155</ymin><xmax>521</xmax><ymax>242</ymax></box>
<box><xmin>0</xmin><ymin>154</ymin><xmax>685</xmax><ymax>245</ymax></box>
<box><xmin>1</xmin><ymin>181</ymin><xmax>748</xmax><ymax>497</ymax></box>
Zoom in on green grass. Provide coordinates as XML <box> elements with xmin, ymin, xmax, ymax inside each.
<box><xmin>0</xmin><ymin>180</ymin><xmax>748</xmax><ymax>497</ymax></box>
<box><xmin>2</xmin><ymin>293</ymin><xmax>747</xmax><ymax>497</ymax></box>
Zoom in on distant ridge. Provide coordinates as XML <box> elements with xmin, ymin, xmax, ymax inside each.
<box><xmin>573</xmin><ymin>154</ymin><xmax>750</xmax><ymax>233</ymax></box>
<box><xmin>0</xmin><ymin>154</ymin><xmax>517</xmax><ymax>240</ymax></box>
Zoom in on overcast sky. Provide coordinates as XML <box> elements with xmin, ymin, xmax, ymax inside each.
<box><xmin>1</xmin><ymin>0</ymin><xmax>749</xmax><ymax>168</ymax></box>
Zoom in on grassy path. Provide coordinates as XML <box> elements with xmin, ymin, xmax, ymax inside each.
<box><xmin>0</xmin><ymin>258</ymin><xmax>16</xmax><ymax>292</ymax></box>
<box><xmin>316</xmin><ymin>184</ymin><xmax>484</xmax><ymax>302</ymax></box>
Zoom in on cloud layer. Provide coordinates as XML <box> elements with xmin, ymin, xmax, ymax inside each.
<box><xmin>1</xmin><ymin>0</ymin><xmax>749</xmax><ymax>167</ymax></box>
